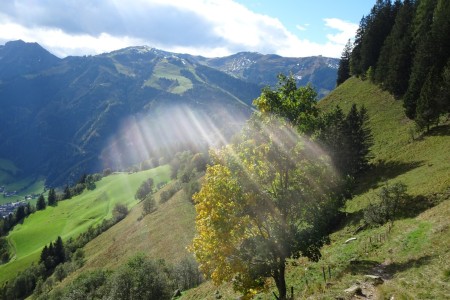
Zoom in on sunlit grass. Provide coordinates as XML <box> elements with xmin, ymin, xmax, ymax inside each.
<box><xmin>57</xmin><ymin>180</ymin><xmax>196</xmax><ymax>290</ymax></box>
<box><xmin>0</xmin><ymin>166</ymin><xmax>170</xmax><ymax>283</ymax></box>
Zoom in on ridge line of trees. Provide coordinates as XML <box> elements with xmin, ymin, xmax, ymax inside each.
<box><xmin>337</xmin><ymin>0</ymin><xmax>450</xmax><ymax>131</ymax></box>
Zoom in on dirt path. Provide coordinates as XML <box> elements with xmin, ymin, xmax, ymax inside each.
<box><xmin>350</xmin><ymin>260</ymin><xmax>392</xmax><ymax>299</ymax></box>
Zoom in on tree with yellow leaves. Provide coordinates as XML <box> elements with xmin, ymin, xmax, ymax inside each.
<box><xmin>191</xmin><ymin>113</ymin><xmax>343</xmax><ymax>299</ymax></box>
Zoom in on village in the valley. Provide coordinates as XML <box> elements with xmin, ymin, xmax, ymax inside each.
<box><xmin>0</xmin><ymin>186</ymin><xmax>37</xmax><ymax>218</ymax></box>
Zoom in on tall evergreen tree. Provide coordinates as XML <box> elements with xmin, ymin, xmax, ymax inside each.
<box><xmin>336</xmin><ymin>40</ymin><xmax>352</xmax><ymax>86</ymax></box>
<box><xmin>344</xmin><ymin>105</ymin><xmax>373</xmax><ymax>175</ymax></box>
<box><xmin>384</xmin><ymin>0</ymin><xmax>415</xmax><ymax>97</ymax></box>
<box><xmin>360</xmin><ymin>0</ymin><xmax>399</xmax><ymax>76</ymax></box>
<box><xmin>351</xmin><ymin>16</ymin><xmax>368</xmax><ymax>76</ymax></box>
<box><xmin>36</xmin><ymin>195</ymin><xmax>46</xmax><ymax>211</ymax></box>
<box><xmin>373</xmin><ymin>0</ymin><xmax>405</xmax><ymax>86</ymax></box>
<box><xmin>404</xmin><ymin>0</ymin><xmax>438</xmax><ymax>119</ymax></box>
<box><xmin>317</xmin><ymin>106</ymin><xmax>348</xmax><ymax>175</ymax></box>
<box><xmin>63</xmin><ymin>186</ymin><xmax>71</xmax><ymax>200</ymax></box>
<box><xmin>47</xmin><ymin>188</ymin><xmax>57</xmax><ymax>206</ymax></box>
<box><xmin>437</xmin><ymin>59</ymin><xmax>450</xmax><ymax>114</ymax></box>
<box><xmin>53</xmin><ymin>236</ymin><xmax>65</xmax><ymax>265</ymax></box>
<box><xmin>430</xmin><ymin>0</ymin><xmax>450</xmax><ymax>69</ymax></box>
<box><xmin>416</xmin><ymin>70</ymin><xmax>440</xmax><ymax>131</ymax></box>
<box><xmin>316</xmin><ymin>104</ymin><xmax>373</xmax><ymax>177</ymax></box>
<box><xmin>14</xmin><ymin>206</ymin><xmax>26</xmax><ymax>223</ymax></box>
<box><xmin>40</xmin><ymin>245</ymin><xmax>49</xmax><ymax>264</ymax></box>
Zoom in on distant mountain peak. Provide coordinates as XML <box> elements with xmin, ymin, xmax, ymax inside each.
<box><xmin>0</xmin><ymin>40</ymin><xmax>60</xmax><ymax>79</ymax></box>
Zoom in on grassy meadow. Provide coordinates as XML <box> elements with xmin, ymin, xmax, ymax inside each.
<box><xmin>60</xmin><ymin>179</ymin><xmax>197</xmax><ymax>287</ymax></box>
<box><xmin>0</xmin><ymin>165</ymin><xmax>170</xmax><ymax>283</ymax></box>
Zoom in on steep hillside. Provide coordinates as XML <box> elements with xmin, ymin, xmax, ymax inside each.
<box><xmin>181</xmin><ymin>78</ymin><xmax>450</xmax><ymax>299</ymax></box>
<box><xmin>65</xmin><ymin>180</ymin><xmax>196</xmax><ymax>279</ymax></box>
<box><xmin>0</xmin><ymin>166</ymin><xmax>170</xmax><ymax>283</ymax></box>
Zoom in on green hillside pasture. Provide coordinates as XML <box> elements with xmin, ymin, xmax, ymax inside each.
<box><xmin>50</xmin><ymin>180</ymin><xmax>196</xmax><ymax>294</ymax></box>
<box><xmin>0</xmin><ymin>166</ymin><xmax>170</xmax><ymax>283</ymax></box>
<box><xmin>318</xmin><ymin>78</ymin><xmax>450</xmax><ymax>210</ymax></box>
<box><xmin>144</xmin><ymin>58</ymin><xmax>194</xmax><ymax>94</ymax></box>
<box><xmin>73</xmin><ymin>180</ymin><xmax>195</xmax><ymax>273</ymax></box>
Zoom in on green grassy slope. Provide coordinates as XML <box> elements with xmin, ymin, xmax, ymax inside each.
<box><xmin>182</xmin><ymin>78</ymin><xmax>450</xmax><ymax>299</ymax></box>
<box><xmin>69</xmin><ymin>180</ymin><xmax>196</xmax><ymax>275</ymax></box>
<box><xmin>48</xmin><ymin>180</ymin><xmax>196</xmax><ymax>293</ymax></box>
<box><xmin>0</xmin><ymin>166</ymin><xmax>170</xmax><ymax>283</ymax></box>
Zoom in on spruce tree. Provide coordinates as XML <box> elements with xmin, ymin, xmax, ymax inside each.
<box><xmin>404</xmin><ymin>0</ymin><xmax>438</xmax><ymax>119</ymax></box>
<box><xmin>336</xmin><ymin>40</ymin><xmax>352</xmax><ymax>86</ymax></box>
<box><xmin>317</xmin><ymin>106</ymin><xmax>348</xmax><ymax>175</ymax></box>
<box><xmin>14</xmin><ymin>206</ymin><xmax>26</xmax><ymax>222</ymax></box>
<box><xmin>351</xmin><ymin>15</ymin><xmax>369</xmax><ymax>77</ymax></box>
<box><xmin>384</xmin><ymin>0</ymin><xmax>415</xmax><ymax>97</ymax></box>
<box><xmin>63</xmin><ymin>186</ymin><xmax>71</xmax><ymax>200</ymax></box>
<box><xmin>40</xmin><ymin>245</ymin><xmax>49</xmax><ymax>264</ymax></box>
<box><xmin>416</xmin><ymin>71</ymin><xmax>440</xmax><ymax>131</ymax></box>
<box><xmin>54</xmin><ymin>236</ymin><xmax>65</xmax><ymax>265</ymax></box>
<box><xmin>48</xmin><ymin>188</ymin><xmax>57</xmax><ymax>206</ymax></box>
<box><xmin>438</xmin><ymin>59</ymin><xmax>450</xmax><ymax>114</ymax></box>
<box><xmin>359</xmin><ymin>0</ymin><xmax>398</xmax><ymax>76</ymax></box>
<box><xmin>344</xmin><ymin>105</ymin><xmax>373</xmax><ymax>175</ymax></box>
<box><xmin>36</xmin><ymin>195</ymin><xmax>46</xmax><ymax>210</ymax></box>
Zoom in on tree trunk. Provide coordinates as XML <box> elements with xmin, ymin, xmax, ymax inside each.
<box><xmin>273</xmin><ymin>262</ymin><xmax>287</xmax><ymax>300</ymax></box>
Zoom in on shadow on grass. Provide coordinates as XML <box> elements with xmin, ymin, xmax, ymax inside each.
<box><xmin>354</xmin><ymin>160</ymin><xmax>424</xmax><ymax>195</ymax></box>
<box><xmin>341</xmin><ymin>189</ymin><xmax>438</xmax><ymax>233</ymax></box>
<box><xmin>422</xmin><ymin>124</ymin><xmax>450</xmax><ymax>137</ymax></box>
<box><xmin>343</xmin><ymin>259</ymin><xmax>379</xmax><ymax>275</ymax></box>
<box><xmin>384</xmin><ymin>255</ymin><xmax>434</xmax><ymax>276</ymax></box>
<box><xmin>399</xmin><ymin>195</ymin><xmax>438</xmax><ymax>219</ymax></box>
<box><xmin>343</xmin><ymin>255</ymin><xmax>434</xmax><ymax>279</ymax></box>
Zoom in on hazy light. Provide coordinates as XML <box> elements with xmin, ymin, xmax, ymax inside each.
<box><xmin>101</xmin><ymin>105</ymin><xmax>248</xmax><ymax>170</ymax></box>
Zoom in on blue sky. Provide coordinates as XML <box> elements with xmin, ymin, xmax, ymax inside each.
<box><xmin>235</xmin><ymin>0</ymin><xmax>374</xmax><ymax>44</ymax></box>
<box><xmin>0</xmin><ymin>0</ymin><xmax>376</xmax><ymax>58</ymax></box>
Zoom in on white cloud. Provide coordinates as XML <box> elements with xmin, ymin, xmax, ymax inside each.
<box><xmin>296</xmin><ymin>24</ymin><xmax>307</xmax><ymax>31</ymax></box>
<box><xmin>0</xmin><ymin>1</ymin><xmax>358</xmax><ymax>58</ymax></box>
<box><xmin>324</xmin><ymin>18</ymin><xmax>358</xmax><ymax>45</ymax></box>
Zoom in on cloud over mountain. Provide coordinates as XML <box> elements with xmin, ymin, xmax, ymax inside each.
<box><xmin>0</xmin><ymin>0</ymin><xmax>357</xmax><ymax>58</ymax></box>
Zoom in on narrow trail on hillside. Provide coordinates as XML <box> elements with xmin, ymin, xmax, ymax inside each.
<box><xmin>350</xmin><ymin>260</ymin><xmax>393</xmax><ymax>300</ymax></box>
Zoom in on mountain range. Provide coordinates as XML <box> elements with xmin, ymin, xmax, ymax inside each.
<box><xmin>0</xmin><ymin>40</ymin><xmax>338</xmax><ymax>186</ymax></box>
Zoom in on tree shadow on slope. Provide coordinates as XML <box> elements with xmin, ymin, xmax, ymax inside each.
<box><xmin>422</xmin><ymin>124</ymin><xmax>450</xmax><ymax>137</ymax></box>
<box><xmin>398</xmin><ymin>194</ymin><xmax>439</xmax><ymax>219</ymax></box>
<box><xmin>342</xmin><ymin>193</ymin><xmax>437</xmax><ymax>232</ymax></box>
<box><xmin>343</xmin><ymin>259</ymin><xmax>380</xmax><ymax>276</ymax></box>
<box><xmin>354</xmin><ymin>160</ymin><xmax>424</xmax><ymax>196</ymax></box>
<box><xmin>384</xmin><ymin>255</ymin><xmax>434</xmax><ymax>277</ymax></box>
